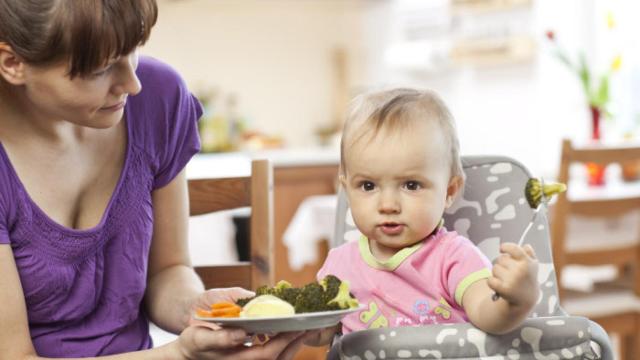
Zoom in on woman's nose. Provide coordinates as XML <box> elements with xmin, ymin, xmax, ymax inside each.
<box><xmin>113</xmin><ymin>54</ymin><xmax>142</xmax><ymax>96</ymax></box>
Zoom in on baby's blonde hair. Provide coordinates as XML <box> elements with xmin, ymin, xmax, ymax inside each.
<box><xmin>340</xmin><ymin>88</ymin><xmax>464</xmax><ymax>182</ymax></box>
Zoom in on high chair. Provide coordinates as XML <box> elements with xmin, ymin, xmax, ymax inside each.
<box><xmin>328</xmin><ymin>155</ymin><xmax>613</xmax><ymax>359</ymax></box>
<box><xmin>188</xmin><ymin>159</ymin><xmax>275</xmax><ymax>290</ymax></box>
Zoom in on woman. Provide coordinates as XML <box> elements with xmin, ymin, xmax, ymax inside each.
<box><xmin>0</xmin><ymin>1</ymin><xmax>312</xmax><ymax>358</ymax></box>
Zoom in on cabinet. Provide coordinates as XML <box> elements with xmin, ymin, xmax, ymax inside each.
<box><xmin>273</xmin><ymin>164</ymin><xmax>338</xmax><ymax>360</ymax></box>
<box><xmin>188</xmin><ymin>150</ymin><xmax>339</xmax><ymax>359</ymax></box>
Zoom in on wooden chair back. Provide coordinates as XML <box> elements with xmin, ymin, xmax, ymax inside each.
<box><xmin>551</xmin><ymin>139</ymin><xmax>640</xmax><ymax>359</ymax></box>
<box><xmin>188</xmin><ymin>159</ymin><xmax>274</xmax><ymax>290</ymax></box>
<box><xmin>551</xmin><ymin>138</ymin><xmax>640</xmax><ymax>297</ymax></box>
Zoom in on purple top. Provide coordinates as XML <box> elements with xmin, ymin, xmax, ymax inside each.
<box><xmin>0</xmin><ymin>57</ymin><xmax>202</xmax><ymax>357</ymax></box>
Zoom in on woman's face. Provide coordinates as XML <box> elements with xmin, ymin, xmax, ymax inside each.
<box><xmin>20</xmin><ymin>51</ymin><xmax>142</xmax><ymax>129</ymax></box>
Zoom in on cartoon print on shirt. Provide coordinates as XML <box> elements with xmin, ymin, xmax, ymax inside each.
<box><xmin>413</xmin><ymin>299</ymin><xmax>430</xmax><ymax>316</ymax></box>
<box><xmin>434</xmin><ymin>297</ymin><xmax>452</xmax><ymax>320</ymax></box>
<box><xmin>359</xmin><ymin>301</ymin><xmax>389</xmax><ymax>329</ymax></box>
<box><xmin>386</xmin><ymin>296</ymin><xmax>456</xmax><ymax>326</ymax></box>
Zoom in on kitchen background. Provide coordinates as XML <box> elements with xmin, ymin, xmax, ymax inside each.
<box><xmin>143</xmin><ymin>1</ymin><xmax>640</xmax><ymax>358</ymax></box>
<box><xmin>143</xmin><ymin>0</ymin><xmax>640</xmax><ymax>179</ymax></box>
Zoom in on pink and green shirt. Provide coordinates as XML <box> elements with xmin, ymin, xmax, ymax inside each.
<box><xmin>317</xmin><ymin>228</ymin><xmax>492</xmax><ymax>334</ymax></box>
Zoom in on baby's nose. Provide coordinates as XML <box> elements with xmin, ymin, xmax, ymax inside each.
<box><xmin>378</xmin><ymin>191</ymin><xmax>400</xmax><ymax>214</ymax></box>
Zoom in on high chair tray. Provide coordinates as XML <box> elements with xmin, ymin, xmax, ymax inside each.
<box><xmin>193</xmin><ymin>306</ymin><xmax>362</xmax><ymax>333</ymax></box>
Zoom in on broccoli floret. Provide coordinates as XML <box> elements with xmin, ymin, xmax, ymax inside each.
<box><xmin>272</xmin><ymin>279</ymin><xmax>301</xmax><ymax>304</ymax></box>
<box><xmin>237</xmin><ymin>281</ymin><xmax>298</xmax><ymax>306</ymax></box>
<box><xmin>293</xmin><ymin>283</ymin><xmax>329</xmax><ymax>313</ymax></box>
<box><xmin>320</xmin><ymin>275</ymin><xmax>341</xmax><ymax>298</ymax></box>
<box><xmin>255</xmin><ymin>285</ymin><xmax>273</xmax><ymax>296</ymax></box>
<box><xmin>294</xmin><ymin>276</ymin><xmax>359</xmax><ymax>312</ymax></box>
<box><xmin>274</xmin><ymin>280</ymin><xmax>292</xmax><ymax>292</ymax></box>
<box><xmin>327</xmin><ymin>280</ymin><xmax>359</xmax><ymax>310</ymax></box>
<box><xmin>319</xmin><ymin>275</ymin><xmax>342</xmax><ymax>311</ymax></box>
<box><xmin>235</xmin><ymin>276</ymin><xmax>359</xmax><ymax>313</ymax></box>
<box><xmin>235</xmin><ymin>296</ymin><xmax>254</xmax><ymax>307</ymax></box>
<box><xmin>524</xmin><ymin>178</ymin><xmax>566</xmax><ymax>208</ymax></box>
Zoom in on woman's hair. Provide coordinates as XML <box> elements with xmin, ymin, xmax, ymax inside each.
<box><xmin>340</xmin><ymin>88</ymin><xmax>465</xmax><ymax>181</ymax></box>
<box><xmin>0</xmin><ymin>0</ymin><xmax>158</xmax><ymax>78</ymax></box>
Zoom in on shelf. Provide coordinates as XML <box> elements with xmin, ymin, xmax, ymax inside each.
<box><xmin>452</xmin><ymin>0</ymin><xmax>532</xmax><ymax>15</ymax></box>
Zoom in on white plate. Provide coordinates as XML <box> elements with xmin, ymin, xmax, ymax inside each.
<box><xmin>193</xmin><ymin>306</ymin><xmax>362</xmax><ymax>333</ymax></box>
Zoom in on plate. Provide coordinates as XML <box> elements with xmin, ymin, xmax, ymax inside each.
<box><xmin>193</xmin><ymin>306</ymin><xmax>363</xmax><ymax>333</ymax></box>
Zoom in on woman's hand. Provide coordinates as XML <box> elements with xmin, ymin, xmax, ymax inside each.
<box><xmin>172</xmin><ymin>326</ymin><xmax>314</xmax><ymax>360</ymax></box>
<box><xmin>190</xmin><ymin>287</ymin><xmax>255</xmax><ymax>314</ymax></box>
<box><xmin>169</xmin><ymin>287</ymin><xmax>325</xmax><ymax>359</ymax></box>
<box><xmin>180</xmin><ymin>287</ymin><xmax>253</xmax><ymax>328</ymax></box>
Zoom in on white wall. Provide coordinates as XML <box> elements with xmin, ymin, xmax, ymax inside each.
<box><xmin>354</xmin><ymin>0</ymin><xmax>602</xmax><ymax>179</ymax></box>
<box><xmin>143</xmin><ymin>0</ymin><xmax>637</xmax><ymax>179</ymax></box>
<box><xmin>142</xmin><ymin>0</ymin><xmax>366</xmax><ymax>149</ymax></box>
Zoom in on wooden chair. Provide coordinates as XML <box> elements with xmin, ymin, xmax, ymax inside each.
<box><xmin>188</xmin><ymin>159</ymin><xmax>274</xmax><ymax>290</ymax></box>
<box><xmin>551</xmin><ymin>138</ymin><xmax>640</xmax><ymax>298</ymax></box>
<box><xmin>551</xmin><ymin>138</ymin><xmax>640</xmax><ymax>360</ymax></box>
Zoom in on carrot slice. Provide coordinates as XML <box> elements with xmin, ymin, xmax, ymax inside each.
<box><xmin>196</xmin><ymin>308</ymin><xmax>214</xmax><ymax>317</ymax></box>
<box><xmin>211</xmin><ymin>301</ymin><xmax>238</xmax><ymax>310</ymax></box>
<box><xmin>211</xmin><ymin>306</ymin><xmax>241</xmax><ymax>318</ymax></box>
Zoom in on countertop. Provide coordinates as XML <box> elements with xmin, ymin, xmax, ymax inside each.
<box><xmin>186</xmin><ymin>147</ymin><xmax>339</xmax><ymax>179</ymax></box>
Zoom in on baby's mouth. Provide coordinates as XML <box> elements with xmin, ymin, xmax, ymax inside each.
<box><xmin>379</xmin><ymin>222</ymin><xmax>404</xmax><ymax>235</ymax></box>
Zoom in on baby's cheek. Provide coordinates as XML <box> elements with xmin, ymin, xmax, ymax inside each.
<box><xmin>414</xmin><ymin>215</ymin><xmax>439</xmax><ymax>236</ymax></box>
<box><xmin>350</xmin><ymin>204</ymin><xmax>372</xmax><ymax>225</ymax></box>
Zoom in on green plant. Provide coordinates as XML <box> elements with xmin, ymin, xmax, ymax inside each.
<box><xmin>545</xmin><ymin>29</ymin><xmax>621</xmax><ymax>116</ymax></box>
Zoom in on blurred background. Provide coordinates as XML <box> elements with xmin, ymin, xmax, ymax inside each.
<box><xmin>145</xmin><ymin>1</ymin><xmax>640</xmax><ymax>358</ymax></box>
<box><xmin>144</xmin><ymin>0</ymin><xmax>640</xmax><ymax>178</ymax></box>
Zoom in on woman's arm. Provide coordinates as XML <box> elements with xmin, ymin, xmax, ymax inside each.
<box><xmin>0</xmin><ymin>245</ymin><xmax>39</xmax><ymax>359</ymax></box>
<box><xmin>0</xmin><ymin>243</ymin><xmax>184</xmax><ymax>359</ymax></box>
<box><xmin>462</xmin><ymin>243</ymin><xmax>539</xmax><ymax>335</ymax></box>
<box><xmin>144</xmin><ymin>169</ymin><xmax>204</xmax><ymax>333</ymax></box>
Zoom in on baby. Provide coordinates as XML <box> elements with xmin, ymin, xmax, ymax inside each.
<box><xmin>308</xmin><ymin>88</ymin><xmax>539</xmax><ymax>345</ymax></box>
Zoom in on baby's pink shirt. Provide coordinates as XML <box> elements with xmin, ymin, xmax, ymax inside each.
<box><xmin>317</xmin><ymin>228</ymin><xmax>492</xmax><ymax>334</ymax></box>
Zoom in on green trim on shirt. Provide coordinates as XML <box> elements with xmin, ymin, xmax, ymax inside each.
<box><xmin>454</xmin><ymin>268</ymin><xmax>492</xmax><ymax>306</ymax></box>
<box><xmin>358</xmin><ymin>235</ymin><xmax>424</xmax><ymax>271</ymax></box>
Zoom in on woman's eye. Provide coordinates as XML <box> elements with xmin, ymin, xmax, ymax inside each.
<box><xmin>360</xmin><ymin>181</ymin><xmax>375</xmax><ymax>191</ymax></box>
<box><xmin>91</xmin><ymin>65</ymin><xmax>113</xmax><ymax>77</ymax></box>
<box><xmin>404</xmin><ymin>181</ymin><xmax>421</xmax><ymax>191</ymax></box>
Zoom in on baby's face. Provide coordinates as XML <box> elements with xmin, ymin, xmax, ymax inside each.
<box><xmin>342</xmin><ymin>121</ymin><xmax>457</xmax><ymax>261</ymax></box>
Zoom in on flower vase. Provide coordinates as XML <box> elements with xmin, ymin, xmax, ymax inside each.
<box><xmin>586</xmin><ymin>105</ymin><xmax>606</xmax><ymax>186</ymax></box>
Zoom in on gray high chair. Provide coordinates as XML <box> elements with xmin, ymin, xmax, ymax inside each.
<box><xmin>328</xmin><ymin>155</ymin><xmax>613</xmax><ymax>360</ymax></box>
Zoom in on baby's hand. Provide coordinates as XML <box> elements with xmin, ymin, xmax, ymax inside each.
<box><xmin>487</xmin><ymin>243</ymin><xmax>539</xmax><ymax>308</ymax></box>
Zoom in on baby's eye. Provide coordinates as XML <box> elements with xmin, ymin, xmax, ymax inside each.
<box><xmin>359</xmin><ymin>181</ymin><xmax>376</xmax><ymax>192</ymax></box>
<box><xmin>403</xmin><ymin>181</ymin><xmax>422</xmax><ymax>191</ymax></box>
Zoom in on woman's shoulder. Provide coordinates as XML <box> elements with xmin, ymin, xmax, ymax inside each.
<box><xmin>137</xmin><ymin>56</ymin><xmax>186</xmax><ymax>88</ymax></box>
<box><xmin>0</xmin><ymin>149</ymin><xmax>18</xmax><ymax>244</ymax></box>
<box><xmin>126</xmin><ymin>56</ymin><xmax>202</xmax><ymax>188</ymax></box>
<box><xmin>131</xmin><ymin>56</ymin><xmax>191</xmax><ymax>107</ymax></box>
<box><xmin>126</xmin><ymin>55</ymin><xmax>201</xmax><ymax>138</ymax></box>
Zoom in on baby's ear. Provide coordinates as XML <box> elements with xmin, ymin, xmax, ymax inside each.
<box><xmin>445</xmin><ymin>175</ymin><xmax>464</xmax><ymax>208</ymax></box>
<box><xmin>338</xmin><ymin>173</ymin><xmax>347</xmax><ymax>188</ymax></box>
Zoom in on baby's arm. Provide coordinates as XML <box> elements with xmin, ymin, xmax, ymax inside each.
<box><xmin>463</xmin><ymin>243</ymin><xmax>539</xmax><ymax>334</ymax></box>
